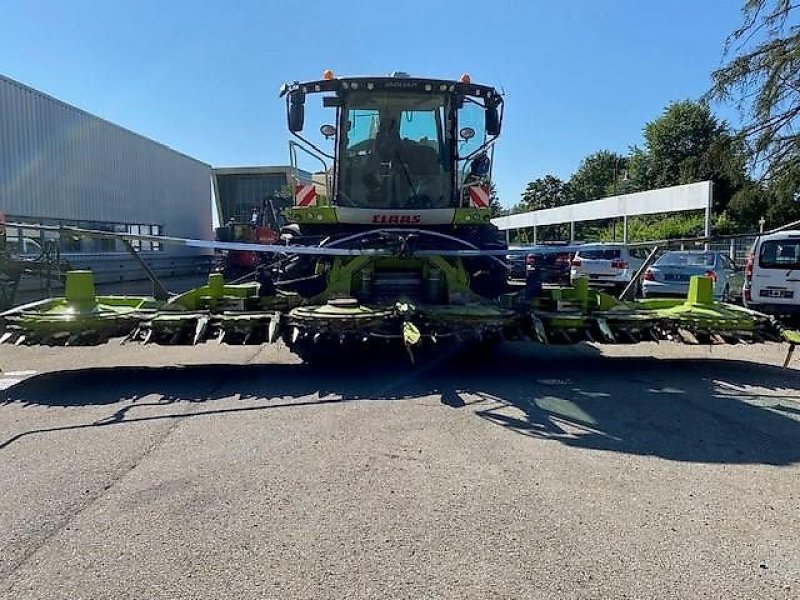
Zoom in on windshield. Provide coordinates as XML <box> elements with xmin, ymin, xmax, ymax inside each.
<box><xmin>337</xmin><ymin>92</ymin><xmax>453</xmax><ymax>209</ymax></box>
<box><xmin>578</xmin><ymin>248</ymin><xmax>621</xmax><ymax>260</ymax></box>
<box><xmin>760</xmin><ymin>240</ymin><xmax>800</xmax><ymax>269</ymax></box>
<box><xmin>657</xmin><ymin>252</ymin><xmax>717</xmax><ymax>267</ymax></box>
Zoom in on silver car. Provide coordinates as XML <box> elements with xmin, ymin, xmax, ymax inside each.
<box><xmin>569</xmin><ymin>244</ymin><xmax>645</xmax><ymax>293</ymax></box>
<box><xmin>642</xmin><ymin>251</ymin><xmax>744</xmax><ymax>301</ymax></box>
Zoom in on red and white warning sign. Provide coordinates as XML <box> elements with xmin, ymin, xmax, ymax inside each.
<box><xmin>294</xmin><ymin>184</ymin><xmax>317</xmax><ymax>207</ymax></box>
<box><xmin>467</xmin><ymin>184</ymin><xmax>490</xmax><ymax>208</ymax></box>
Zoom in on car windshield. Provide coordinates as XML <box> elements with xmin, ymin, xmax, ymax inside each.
<box><xmin>578</xmin><ymin>248</ymin><xmax>621</xmax><ymax>260</ymax></box>
<box><xmin>337</xmin><ymin>91</ymin><xmax>453</xmax><ymax>209</ymax></box>
<box><xmin>760</xmin><ymin>240</ymin><xmax>800</xmax><ymax>269</ymax></box>
<box><xmin>657</xmin><ymin>252</ymin><xmax>717</xmax><ymax>267</ymax></box>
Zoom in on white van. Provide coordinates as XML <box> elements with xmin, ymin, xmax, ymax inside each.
<box><xmin>744</xmin><ymin>230</ymin><xmax>800</xmax><ymax>316</ymax></box>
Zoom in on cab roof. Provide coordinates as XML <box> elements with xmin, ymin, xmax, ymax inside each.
<box><xmin>280</xmin><ymin>76</ymin><xmax>502</xmax><ymax>105</ymax></box>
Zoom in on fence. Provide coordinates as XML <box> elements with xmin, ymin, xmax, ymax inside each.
<box><xmin>663</xmin><ymin>235</ymin><xmax>758</xmax><ymax>266</ymax></box>
<box><xmin>16</xmin><ymin>253</ymin><xmax>211</xmax><ymax>294</ymax></box>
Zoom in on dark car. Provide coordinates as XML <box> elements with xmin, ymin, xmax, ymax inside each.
<box><xmin>506</xmin><ymin>247</ymin><xmax>537</xmax><ymax>279</ymax></box>
<box><xmin>525</xmin><ymin>247</ymin><xmax>572</xmax><ymax>284</ymax></box>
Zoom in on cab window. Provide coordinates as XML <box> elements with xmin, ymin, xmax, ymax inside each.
<box><xmin>346</xmin><ymin>110</ymin><xmax>380</xmax><ymax>152</ymax></box>
<box><xmin>399</xmin><ymin>108</ymin><xmax>442</xmax><ymax>150</ymax></box>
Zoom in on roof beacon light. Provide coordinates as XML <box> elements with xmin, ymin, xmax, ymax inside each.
<box><xmin>459</xmin><ymin>73</ymin><xmax>471</xmax><ymax>84</ymax></box>
<box><xmin>322</xmin><ymin>69</ymin><xmax>335</xmax><ymax>81</ymax></box>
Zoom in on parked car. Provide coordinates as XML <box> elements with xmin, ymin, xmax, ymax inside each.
<box><xmin>525</xmin><ymin>247</ymin><xmax>572</xmax><ymax>284</ymax></box>
<box><xmin>506</xmin><ymin>246</ymin><xmax>541</xmax><ymax>279</ymax></box>
<box><xmin>642</xmin><ymin>250</ymin><xmax>744</xmax><ymax>301</ymax></box>
<box><xmin>743</xmin><ymin>230</ymin><xmax>800</xmax><ymax>316</ymax></box>
<box><xmin>569</xmin><ymin>244</ymin><xmax>645</xmax><ymax>293</ymax></box>
<box><xmin>506</xmin><ymin>252</ymin><xmax>528</xmax><ymax>279</ymax></box>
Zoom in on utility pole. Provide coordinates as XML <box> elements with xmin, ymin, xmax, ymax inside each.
<box><xmin>759</xmin><ymin>216</ymin><xmax>766</xmax><ymax>233</ymax></box>
<box><xmin>612</xmin><ymin>156</ymin><xmax>623</xmax><ymax>242</ymax></box>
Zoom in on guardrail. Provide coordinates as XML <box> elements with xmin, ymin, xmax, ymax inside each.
<box><xmin>16</xmin><ymin>253</ymin><xmax>211</xmax><ymax>293</ymax></box>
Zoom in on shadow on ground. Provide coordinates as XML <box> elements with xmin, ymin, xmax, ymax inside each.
<box><xmin>2</xmin><ymin>343</ymin><xmax>800</xmax><ymax>465</ymax></box>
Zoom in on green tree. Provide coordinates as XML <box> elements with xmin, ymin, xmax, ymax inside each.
<box><xmin>505</xmin><ymin>176</ymin><xmax>574</xmax><ymax>243</ymax></box>
<box><xmin>709</xmin><ymin>1</ymin><xmax>800</xmax><ymax>181</ymax></box>
<box><xmin>519</xmin><ymin>175</ymin><xmax>573</xmax><ymax>211</ymax></box>
<box><xmin>569</xmin><ymin>150</ymin><xmax>628</xmax><ymax>202</ymax></box>
<box><xmin>630</xmin><ymin>100</ymin><xmax>747</xmax><ymax>212</ymax></box>
<box><xmin>727</xmin><ymin>182</ymin><xmax>770</xmax><ymax>229</ymax></box>
<box><xmin>765</xmin><ymin>166</ymin><xmax>800</xmax><ymax>227</ymax></box>
<box><xmin>488</xmin><ymin>181</ymin><xmax>503</xmax><ymax>217</ymax></box>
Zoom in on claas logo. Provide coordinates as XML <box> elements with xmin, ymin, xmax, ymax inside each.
<box><xmin>371</xmin><ymin>214</ymin><xmax>422</xmax><ymax>225</ymax></box>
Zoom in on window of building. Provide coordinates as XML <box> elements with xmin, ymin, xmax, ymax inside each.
<box><xmin>5</xmin><ymin>216</ymin><xmax>165</xmax><ymax>253</ymax></box>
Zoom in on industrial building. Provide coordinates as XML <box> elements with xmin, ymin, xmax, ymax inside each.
<box><xmin>0</xmin><ymin>74</ymin><xmax>213</xmax><ymax>283</ymax></box>
<box><xmin>212</xmin><ymin>165</ymin><xmax>315</xmax><ymax>225</ymax></box>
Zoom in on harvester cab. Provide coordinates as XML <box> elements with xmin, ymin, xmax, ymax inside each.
<box><xmin>280</xmin><ymin>71</ymin><xmax>503</xmax><ymax>228</ymax></box>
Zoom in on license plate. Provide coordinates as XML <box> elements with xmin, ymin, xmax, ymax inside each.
<box><xmin>664</xmin><ymin>274</ymin><xmax>690</xmax><ymax>282</ymax></box>
<box><xmin>760</xmin><ymin>289</ymin><xmax>794</xmax><ymax>299</ymax></box>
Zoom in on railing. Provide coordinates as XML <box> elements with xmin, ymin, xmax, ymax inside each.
<box><xmin>663</xmin><ymin>235</ymin><xmax>758</xmax><ymax>266</ymax></box>
<box><xmin>16</xmin><ymin>253</ymin><xmax>211</xmax><ymax>293</ymax></box>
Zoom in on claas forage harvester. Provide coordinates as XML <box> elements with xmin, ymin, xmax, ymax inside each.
<box><xmin>2</xmin><ymin>71</ymin><xmax>797</xmax><ymax>363</ymax></box>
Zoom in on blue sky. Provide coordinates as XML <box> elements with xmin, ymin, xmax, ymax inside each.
<box><xmin>0</xmin><ymin>0</ymin><xmax>745</xmax><ymax>208</ymax></box>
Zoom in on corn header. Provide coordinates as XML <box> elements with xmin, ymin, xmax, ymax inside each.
<box><xmin>1</xmin><ymin>72</ymin><xmax>796</xmax><ymax>363</ymax></box>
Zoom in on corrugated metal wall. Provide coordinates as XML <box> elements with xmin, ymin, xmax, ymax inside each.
<box><xmin>0</xmin><ymin>74</ymin><xmax>212</xmax><ymax>255</ymax></box>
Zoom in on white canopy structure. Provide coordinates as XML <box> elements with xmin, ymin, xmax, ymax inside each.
<box><xmin>492</xmin><ymin>181</ymin><xmax>714</xmax><ymax>243</ymax></box>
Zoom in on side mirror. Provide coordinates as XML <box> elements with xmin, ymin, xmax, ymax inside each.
<box><xmin>485</xmin><ymin>105</ymin><xmax>501</xmax><ymax>136</ymax></box>
<box><xmin>288</xmin><ymin>94</ymin><xmax>305</xmax><ymax>132</ymax></box>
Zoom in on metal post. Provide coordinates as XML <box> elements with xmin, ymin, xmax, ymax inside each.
<box><xmin>619</xmin><ymin>245</ymin><xmax>660</xmax><ymax>301</ymax></box>
<box><xmin>623</xmin><ymin>215</ymin><xmax>628</xmax><ymax>244</ymax></box>
<box><xmin>704</xmin><ymin>181</ymin><xmax>713</xmax><ymax>250</ymax></box>
<box><xmin>121</xmin><ymin>240</ymin><xmax>170</xmax><ymax>301</ymax></box>
<box><xmin>505</xmin><ymin>229</ymin><xmax>510</xmax><ymax>245</ymax></box>
<box><xmin>533</xmin><ymin>225</ymin><xmax>538</xmax><ymax>245</ymax></box>
<box><xmin>729</xmin><ymin>237</ymin><xmax>735</xmax><ymax>261</ymax></box>
<box><xmin>570</xmin><ymin>221</ymin><xmax>575</xmax><ymax>243</ymax></box>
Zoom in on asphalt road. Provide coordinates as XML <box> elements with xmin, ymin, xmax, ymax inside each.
<box><xmin>0</xmin><ymin>340</ymin><xmax>799</xmax><ymax>599</ymax></box>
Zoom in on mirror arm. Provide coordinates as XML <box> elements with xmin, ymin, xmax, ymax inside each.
<box><xmin>289</xmin><ymin>130</ymin><xmax>335</xmax><ymax>160</ymax></box>
<box><xmin>458</xmin><ymin>136</ymin><xmax>498</xmax><ymax>162</ymax></box>
<box><xmin>290</xmin><ymin>140</ymin><xmax>329</xmax><ymax>174</ymax></box>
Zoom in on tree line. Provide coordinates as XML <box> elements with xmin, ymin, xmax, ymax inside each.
<box><xmin>499</xmin><ymin>1</ymin><xmax>800</xmax><ymax>243</ymax></box>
